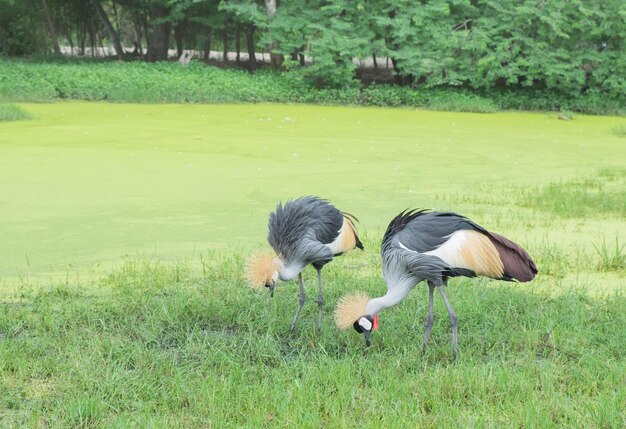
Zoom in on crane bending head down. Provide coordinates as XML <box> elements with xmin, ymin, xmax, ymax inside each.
<box><xmin>335</xmin><ymin>209</ymin><xmax>537</xmax><ymax>356</ymax></box>
<box><xmin>244</xmin><ymin>196</ymin><xmax>364</xmax><ymax>333</ymax></box>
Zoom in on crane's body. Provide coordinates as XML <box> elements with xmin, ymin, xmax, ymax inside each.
<box><xmin>335</xmin><ymin>209</ymin><xmax>537</xmax><ymax>358</ymax></box>
<box><xmin>247</xmin><ymin>196</ymin><xmax>363</xmax><ymax>332</ymax></box>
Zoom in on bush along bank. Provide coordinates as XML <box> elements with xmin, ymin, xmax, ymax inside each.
<box><xmin>0</xmin><ymin>59</ymin><xmax>623</xmax><ymax>115</ymax></box>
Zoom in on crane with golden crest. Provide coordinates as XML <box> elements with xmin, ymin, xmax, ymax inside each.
<box><xmin>246</xmin><ymin>196</ymin><xmax>363</xmax><ymax>333</ymax></box>
<box><xmin>335</xmin><ymin>209</ymin><xmax>537</xmax><ymax>358</ymax></box>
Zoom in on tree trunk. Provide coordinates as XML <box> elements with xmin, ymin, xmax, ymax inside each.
<box><xmin>175</xmin><ymin>23</ymin><xmax>184</xmax><ymax>58</ymax></box>
<box><xmin>264</xmin><ymin>0</ymin><xmax>283</xmax><ymax>68</ymax></box>
<box><xmin>89</xmin><ymin>19</ymin><xmax>96</xmax><ymax>57</ymax></box>
<box><xmin>98</xmin><ymin>29</ymin><xmax>106</xmax><ymax>55</ymax></box>
<box><xmin>146</xmin><ymin>4</ymin><xmax>171</xmax><ymax>62</ymax></box>
<box><xmin>222</xmin><ymin>20</ymin><xmax>228</xmax><ymax>62</ymax></box>
<box><xmin>246</xmin><ymin>24</ymin><xmax>257</xmax><ymax>71</ymax></box>
<box><xmin>0</xmin><ymin>28</ymin><xmax>7</xmax><ymax>55</ymax></box>
<box><xmin>133</xmin><ymin>18</ymin><xmax>144</xmax><ymax>57</ymax></box>
<box><xmin>65</xmin><ymin>28</ymin><xmax>74</xmax><ymax>55</ymax></box>
<box><xmin>40</xmin><ymin>0</ymin><xmax>61</xmax><ymax>55</ymax></box>
<box><xmin>78</xmin><ymin>22</ymin><xmax>85</xmax><ymax>55</ymax></box>
<box><xmin>372</xmin><ymin>53</ymin><xmax>378</xmax><ymax>69</ymax></box>
<box><xmin>91</xmin><ymin>0</ymin><xmax>125</xmax><ymax>60</ymax></box>
<box><xmin>203</xmin><ymin>29</ymin><xmax>211</xmax><ymax>61</ymax></box>
<box><xmin>38</xmin><ymin>21</ymin><xmax>48</xmax><ymax>54</ymax></box>
<box><xmin>235</xmin><ymin>23</ymin><xmax>241</xmax><ymax>64</ymax></box>
<box><xmin>390</xmin><ymin>57</ymin><xmax>403</xmax><ymax>84</ymax></box>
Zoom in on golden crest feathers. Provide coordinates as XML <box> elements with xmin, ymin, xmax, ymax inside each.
<box><xmin>244</xmin><ymin>252</ymin><xmax>276</xmax><ymax>288</ymax></box>
<box><xmin>334</xmin><ymin>292</ymin><xmax>370</xmax><ymax>330</ymax></box>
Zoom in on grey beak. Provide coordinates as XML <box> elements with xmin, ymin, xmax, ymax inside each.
<box><xmin>269</xmin><ymin>283</ymin><xmax>275</xmax><ymax>298</ymax></box>
<box><xmin>364</xmin><ymin>330</ymin><xmax>372</xmax><ymax>347</ymax></box>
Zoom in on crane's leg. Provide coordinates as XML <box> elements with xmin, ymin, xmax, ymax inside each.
<box><xmin>422</xmin><ymin>282</ymin><xmax>436</xmax><ymax>353</ymax></box>
<box><xmin>316</xmin><ymin>268</ymin><xmax>324</xmax><ymax>334</ymax></box>
<box><xmin>290</xmin><ymin>273</ymin><xmax>306</xmax><ymax>334</ymax></box>
<box><xmin>438</xmin><ymin>284</ymin><xmax>458</xmax><ymax>359</ymax></box>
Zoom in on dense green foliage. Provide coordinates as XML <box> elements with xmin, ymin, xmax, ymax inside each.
<box><xmin>1</xmin><ymin>0</ymin><xmax>625</xmax><ymax>99</ymax></box>
<box><xmin>1</xmin><ymin>59</ymin><xmax>624</xmax><ymax>114</ymax></box>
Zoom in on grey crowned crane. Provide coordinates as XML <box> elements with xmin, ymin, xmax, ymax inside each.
<box><xmin>335</xmin><ymin>209</ymin><xmax>537</xmax><ymax>358</ymax></box>
<box><xmin>246</xmin><ymin>196</ymin><xmax>363</xmax><ymax>332</ymax></box>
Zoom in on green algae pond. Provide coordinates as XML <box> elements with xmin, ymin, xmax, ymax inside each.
<box><xmin>2</xmin><ymin>102</ymin><xmax>624</xmax><ymax>288</ymax></box>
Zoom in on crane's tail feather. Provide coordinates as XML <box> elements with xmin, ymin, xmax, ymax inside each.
<box><xmin>487</xmin><ymin>232</ymin><xmax>537</xmax><ymax>282</ymax></box>
<box><xmin>341</xmin><ymin>211</ymin><xmax>365</xmax><ymax>251</ymax></box>
<box><xmin>354</xmin><ymin>233</ymin><xmax>364</xmax><ymax>250</ymax></box>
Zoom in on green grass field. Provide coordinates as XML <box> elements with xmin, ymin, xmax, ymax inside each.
<box><xmin>1</xmin><ymin>102</ymin><xmax>625</xmax><ymax>427</ymax></box>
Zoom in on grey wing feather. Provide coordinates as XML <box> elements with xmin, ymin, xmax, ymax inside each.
<box><xmin>268</xmin><ymin>196</ymin><xmax>342</xmax><ymax>264</ymax></box>
<box><xmin>382</xmin><ymin>242</ymin><xmax>451</xmax><ymax>287</ymax></box>
<box><xmin>299</xmin><ymin>239</ymin><xmax>335</xmax><ymax>266</ymax></box>
<box><xmin>387</xmin><ymin>210</ymin><xmax>483</xmax><ymax>253</ymax></box>
<box><xmin>381</xmin><ymin>210</ymin><xmax>485</xmax><ymax>286</ymax></box>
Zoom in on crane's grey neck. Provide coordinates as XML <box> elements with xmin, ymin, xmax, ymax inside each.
<box><xmin>365</xmin><ymin>276</ymin><xmax>416</xmax><ymax>315</ymax></box>
<box><xmin>277</xmin><ymin>260</ymin><xmax>305</xmax><ymax>282</ymax></box>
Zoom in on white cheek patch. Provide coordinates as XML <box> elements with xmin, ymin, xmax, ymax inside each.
<box><xmin>358</xmin><ymin>317</ymin><xmax>372</xmax><ymax>331</ymax></box>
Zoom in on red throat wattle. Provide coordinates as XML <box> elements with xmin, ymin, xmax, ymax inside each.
<box><xmin>373</xmin><ymin>315</ymin><xmax>379</xmax><ymax>331</ymax></box>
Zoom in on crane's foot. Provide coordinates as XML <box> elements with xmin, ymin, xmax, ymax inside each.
<box><xmin>421</xmin><ymin>317</ymin><xmax>435</xmax><ymax>354</ymax></box>
<box><xmin>289</xmin><ymin>300</ymin><xmax>305</xmax><ymax>334</ymax></box>
<box><xmin>421</xmin><ymin>317</ymin><xmax>434</xmax><ymax>354</ymax></box>
<box><xmin>450</xmin><ymin>312</ymin><xmax>458</xmax><ymax>359</ymax></box>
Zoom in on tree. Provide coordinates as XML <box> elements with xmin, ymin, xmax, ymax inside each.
<box><xmin>0</xmin><ymin>0</ymin><xmax>624</xmax><ymax>97</ymax></box>
<box><xmin>91</xmin><ymin>0</ymin><xmax>125</xmax><ymax>59</ymax></box>
<box><xmin>219</xmin><ymin>0</ymin><xmax>266</xmax><ymax>70</ymax></box>
<box><xmin>145</xmin><ymin>1</ymin><xmax>172</xmax><ymax>61</ymax></box>
<box><xmin>40</xmin><ymin>0</ymin><xmax>62</xmax><ymax>54</ymax></box>
<box><xmin>264</xmin><ymin>0</ymin><xmax>282</xmax><ymax>67</ymax></box>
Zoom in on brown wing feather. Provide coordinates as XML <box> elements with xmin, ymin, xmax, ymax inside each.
<box><xmin>486</xmin><ymin>232</ymin><xmax>537</xmax><ymax>282</ymax></box>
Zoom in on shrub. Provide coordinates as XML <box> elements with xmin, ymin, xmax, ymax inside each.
<box><xmin>0</xmin><ymin>103</ymin><xmax>32</xmax><ymax>121</ymax></box>
<box><xmin>0</xmin><ymin>59</ymin><xmax>623</xmax><ymax>115</ymax></box>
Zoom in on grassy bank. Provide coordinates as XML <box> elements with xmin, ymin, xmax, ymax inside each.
<box><xmin>0</xmin><ymin>59</ymin><xmax>624</xmax><ymax>115</ymax></box>
<box><xmin>1</xmin><ymin>256</ymin><xmax>625</xmax><ymax>427</ymax></box>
